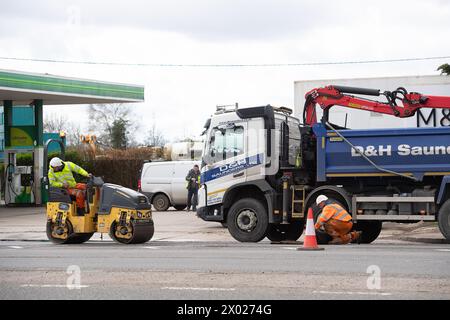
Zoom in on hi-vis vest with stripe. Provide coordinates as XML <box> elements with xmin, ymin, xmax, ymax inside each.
<box><xmin>186</xmin><ymin>175</ymin><xmax>201</xmax><ymax>189</ymax></box>
<box><xmin>316</xmin><ymin>203</ymin><xmax>352</xmax><ymax>227</ymax></box>
<box><xmin>48</xmin><ymin>161</ymin><xmax>89</xmax><ymax>188</ymax></box>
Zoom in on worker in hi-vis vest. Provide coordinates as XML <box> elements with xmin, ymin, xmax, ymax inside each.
<box><xmin>314</xmin><ymin>195</ymin><xmax>362</xmax><ymax>244</ymax></box>
<box><xmin>48</xmin><ymin>157</ymin><xmax>91</xmax><ymax>210</ymax></box>
<box><xmin>185</xmin><ymin>164</ymin><xmax>201</xmax><ymax>212</ymax></box>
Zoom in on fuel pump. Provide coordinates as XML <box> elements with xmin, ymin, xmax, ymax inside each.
<box><xmin>4</xmin><ymin>149</ymin><xmax>35</xmax><ymax>205</ymax></box>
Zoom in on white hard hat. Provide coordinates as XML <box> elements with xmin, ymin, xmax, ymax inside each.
<box><xmin>50</xmin><ymin>157</ymin><xmax>63</xmax><ymax>167</ymax></box>
<box><xmin>316</xmin><ymin>195</ymin><xmax>328</xmax><ymax>205</ymax></box>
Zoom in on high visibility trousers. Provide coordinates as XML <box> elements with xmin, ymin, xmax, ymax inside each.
<box><xmin>67</xmin><ymin>183</ymin><xmax>87</xmax><ymax>209</ymax></box>
<box><xmin>324</xmin><ymin>219</ymin><xmax>359</xmax><ymax>244</ymax></box>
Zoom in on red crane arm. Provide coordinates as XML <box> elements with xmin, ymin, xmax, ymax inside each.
<box><xmin>303</xmin><ymin>85</ymin><xmax>450</xmax><ymax>126</ymax></box>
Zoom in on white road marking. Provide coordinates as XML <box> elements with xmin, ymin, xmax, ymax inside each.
<box><xmin>161</xmin><ymin>287</ymin><xmax>235</xmax><ymax>291</ymax></box>
<box><xmin>283</xmin><ymin>247</ymin><xmax>299</xmax><ymax>250</ymax></box>
<box><xmin>435</xmin><ymin>249</ymin><xmax>450</xmax><ymax>252</ymax></box>
<box><xmin>313</xmin><ymin>290</ymin><xmax>392</xmax><ymax>296</ymax></box>
<box><xmin>8</xmin><ymin>246</ymin><xmax>23</xmax><ymax>249</ymax></box>
<box><xmin>144</xmin><ymin>246</ymin><xmax>160</xmax><ymax>249</ymax></box>
<box><xmin>21</xmin><ymin>284</ymin><xmax>89</xmax><ymax>288</ymax></box>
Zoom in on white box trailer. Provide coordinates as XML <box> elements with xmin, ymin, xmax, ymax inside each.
<box><xmin>294</xmin><ymin>75</ymin><xmax>450</xmax><ymax>129</ymax></box>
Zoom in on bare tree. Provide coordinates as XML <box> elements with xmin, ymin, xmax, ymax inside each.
<box><xmin>43</xmin><ymin>114</ymin><xmax>82</xmax><ymax>146</ymax></box>
<box><xmin>88</xmin><ymin>104</ymin><xmax>139</xmax><ymax>148</ymax></box>
<box><xmin>145</xmin><ymin>122</ymin><xmax>167</xmax><ymax>147</ymax></box>
<box><xmin>43</xmin><ymin>114</ymin><xmax>68</xmax><ymax>133</ymax></box>
<box><xmin>64</xmin><ymin>122</ymin><xmax>83</xmax><ymax>146</ymax></box>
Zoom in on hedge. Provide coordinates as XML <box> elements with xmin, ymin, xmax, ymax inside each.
<box><xmin>2</xmin><ymin>147</ymin><xmax>159</xmax><ymax>191</ymax></box>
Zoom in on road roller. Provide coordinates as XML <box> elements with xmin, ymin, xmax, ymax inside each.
<box><xmin>43</xmin><ymin>138</ymin><xmax>154</xmax><ymax>244</ymax></box>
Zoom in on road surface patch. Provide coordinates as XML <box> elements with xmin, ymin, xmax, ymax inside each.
<box><xmin>162</xmin><ymin>287</ymin><xmax>235</xmax><ymax>291</ymax></box>
<box><xmin>313</xmin><ymin>290</ymin><xmax>392</xmax><ymax>296</ymax></box>
<box><xmin>20</xmin><ymin>284</ymin><xmax>89</xmax><ymax>288</ymax></box>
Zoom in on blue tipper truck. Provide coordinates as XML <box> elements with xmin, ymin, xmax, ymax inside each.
<box><xmin>312</xmin><ymin>124</ymin><xmax>450</xmax><ymax>243</ymax></box>
<box><xmin>197</xmin><ymin>85</ymin><xmax>450</xmax><ymax>243</ymax></box>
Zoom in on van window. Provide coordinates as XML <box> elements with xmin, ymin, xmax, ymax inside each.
<box><xmin>208</xmin><ymin>126</ymin><xmax>244</xmax><ymax>163</ymax></box>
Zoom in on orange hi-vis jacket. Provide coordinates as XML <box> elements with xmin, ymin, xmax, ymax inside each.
<box><xmin>315</xmin><ymin>203</ymin><xmax>352</xmax><ymax>229</ymax></box>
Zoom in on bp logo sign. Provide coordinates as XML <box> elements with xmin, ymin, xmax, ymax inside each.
<box><xmin>10</xmin><ymin>126</ymin><xmax>35</xmax><ymax>147</ymax></box>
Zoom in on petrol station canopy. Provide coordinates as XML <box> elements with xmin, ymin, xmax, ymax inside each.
<box><xmin>0</xmin><ymin>69</ymin><xmax>144</xmax><ymax>105</ymax></box>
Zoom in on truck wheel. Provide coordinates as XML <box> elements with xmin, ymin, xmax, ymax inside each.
<box><xmin>152</xmin><ymin>194</ymin><xmax>170</xmax><ymax>211</ymax></box>
<box><xmin>438</xmin><ymin>200</ymin><xmax>450</xmax><ymax>240</ymax></box>
<box><xmin>352</xmin><ymin>221</ymin><xmax>382</xmax><ymax>244</ymax></box>
<box><xmin>266</xmin><ymin>220</ymin><xmax>305</xmax><ymax>242</ymax></box>
<box><xmin>174</xmin><ymin>205</ymin><xmax>186</xmax><ymax>211</ymax></box>
<box><xmin>227</xmin><ymin>198</ymin><xmax>268</xmax><ymax>242</ymax></box>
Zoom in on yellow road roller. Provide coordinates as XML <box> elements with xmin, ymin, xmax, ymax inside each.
<box><xmin>44</xmin><ymin>139</ymin><xmax>154</xmax><ymax>244</ymax></box>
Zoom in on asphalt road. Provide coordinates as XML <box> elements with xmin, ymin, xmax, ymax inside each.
<box><xmin>1</xmin><ymin>240</ymin><xmax>449</xmax><ymax>300</ymax></box>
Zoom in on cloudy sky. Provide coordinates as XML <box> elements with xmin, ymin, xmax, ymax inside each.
<box><xmin>1</xmin><ymin>0</ymin><xmax>450</xmax><ymax>142</ymax></box>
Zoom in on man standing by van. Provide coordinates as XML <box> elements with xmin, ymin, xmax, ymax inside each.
<box><xmin>186</xmin><ymin>164</ymin><xmax>200</xmax><ymax>211</ymax></box>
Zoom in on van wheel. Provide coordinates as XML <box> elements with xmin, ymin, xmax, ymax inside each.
<box><xmin>174</xmin><ymin>205</ymin><xmax>186</xmax><ymax>211</ymax></box>
<box><xmin>152</xmin><ymin>194</ymin><xmax>170</xmax><ymax>211</ymax></box>
<box><xmin>438</xmin><ymin>200</ymin><xmax>450</xmax><ymax>240</ymax></box>
<box><xmin>227</xmin><ymin>198</ymin><xmax>268</xmax><ymax>242</ymax></box>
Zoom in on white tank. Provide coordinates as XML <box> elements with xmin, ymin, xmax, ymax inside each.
<box><xmin>165</xmin><ymin>140</ymin><xmax>204</xmax><ymax>161</ymax></box>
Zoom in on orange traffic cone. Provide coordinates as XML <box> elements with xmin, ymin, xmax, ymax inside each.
<box><xmin>297</xmin><ymin>208</ymin><xmax>325</xmax><ymax>251</ymax></box>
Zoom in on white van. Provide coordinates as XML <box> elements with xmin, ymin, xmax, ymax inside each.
<box><xmin>138</xmin><ymin>160</ymin><xmax>200</xmax><ymax>211</ymax></box>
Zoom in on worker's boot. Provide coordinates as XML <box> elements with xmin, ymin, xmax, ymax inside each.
<box><xmin>351</xmin><ymin>231</ymin><xmax>363</xmax><ymax>244</ymax></box>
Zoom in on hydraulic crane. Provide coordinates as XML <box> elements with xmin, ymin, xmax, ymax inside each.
<box><xmin>303</xmin><ymin>85</ymin><xmax>450</xmax><ymax>125</ymax></box>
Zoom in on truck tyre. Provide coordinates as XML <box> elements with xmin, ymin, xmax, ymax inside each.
<box><xmin>227</xmin><ymin>198</ymin><xmax>269</xmax><ymax>242</ymax></box>
<box><xmin>152</xmin><ymin>194</ymin><xmax>170</xmax><ymax>211</ymax></box>
<box><xmin>266</xmin><ymin>220</ymin><xmax>305</xmax><ymax>242</ymax></box>
<box><xmin>173</xmin><ymin>205</ymin><xmax>186</xmax><ymax>211</ymax></box>
<box><xmin>438</xmin><ymin>199</ymin><xmax>450</xmax><ymax>240</ymax></box>
<box><xmin>352</xmin><ymin>221</ymin><xmax>382</xmax><ymax>244</ymax></box>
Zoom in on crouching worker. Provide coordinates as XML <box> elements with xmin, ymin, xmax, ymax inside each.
<box><xmin>314</xmin><ymin>195</ymin><xmax>362</xmax><ymax>244</ymax></box>
<box><xmin>48</xmin><ymin>157</ymin><xmax>92</xmax><ymax>210</ymax></box>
